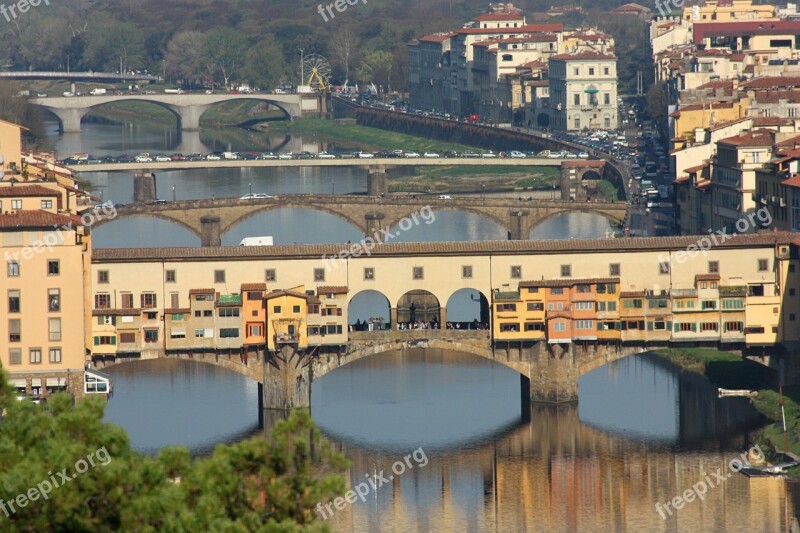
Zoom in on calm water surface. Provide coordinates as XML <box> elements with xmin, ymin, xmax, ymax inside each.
<box><xmin>55</xmin><ymin>121</ymin><xmax>797</xmax><ymax>532</ymax></box>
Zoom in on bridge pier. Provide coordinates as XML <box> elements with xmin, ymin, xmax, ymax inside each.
<box><xmin>367</xmin><ymin>167</ymin><xmax>388</xmax><ymax>196</ymax></box>
<box><xmin>50</xmin><ymin>107</ymin><xmax>88</xmax><ymax>133</ymax></box>
<box><xmin>170</xmin><ymin>104</ymin><xmax>212</xmax><ymax>131</ymax></box>
<box><xmin>262</xmin><ymin>345</ymin><xmax>311</xmax><ymax>409</ymax></box>
<box><xmin>200</xmin><ymin>215</ymin><xmax>221</xmax><ymax>247</ymax></box>
<box><xmin>365</xmin><ymin>212</ymin><xmax>388</xmax><ymax>240</ymax></box>
<box><xmin>508</xmin><ymin>210</ymin><xmax>530</xmax><ymax>240</ymax></box>
<box><xmin>134</xmin><ymin>171</ymin><xmax>157</xmax><ymax>203</ymax></box>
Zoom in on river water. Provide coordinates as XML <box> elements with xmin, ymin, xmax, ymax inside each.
<box><xmin>46</xmin><ymin>119</ymin><xmax>799</xmax><ymax>532</ymax></box>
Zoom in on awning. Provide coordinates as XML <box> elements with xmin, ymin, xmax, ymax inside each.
<box><xmin>46</xmin><ymin>377</ymin><xmax>66</xmax><ymax>387</ymax></box>
<box><xmin>584</xmin><ymin>88</ymin><xmax>599</xmax><ymax>94</ymax></box>
<box><xmin>31</xmin><ymin>378</ymin><xmax>41</xmax><ymax>387</ymax></box>
<box><xmin>10</xmin><ymin>378</ymin><xmax>26</xmax><ymax>388</ymax></box>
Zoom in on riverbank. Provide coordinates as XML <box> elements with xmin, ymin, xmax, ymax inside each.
<box><xmin>653</xmin><ymin>348</ymin><xmax>800</xmax><ymax>472</ymax></box>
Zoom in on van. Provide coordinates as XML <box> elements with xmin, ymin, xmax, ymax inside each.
<box><xmin>164</xmin><ymin>89</ymin><xmax>184</xmax><ymax>94</ymax></box>
<box><xmin>239</xmin><ymin>236</ymin><xmax>274</xmax><ymax>246</ymax></box>
<box><xmin>438</xmin><ymin>195</ymin><xmax>452</xmax><ymax>200</ymax></box>
<box><xmin>89</xmin><ymin>88</ymin><xmax>107</xmax><ymax>95</ymax></box>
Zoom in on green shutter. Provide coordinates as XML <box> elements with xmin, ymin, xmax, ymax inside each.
<box><xmin>111</xmin><ymin>316</ymin><xmax>116</xmax><ymax>326</ymax></box>
<box><xmin>691</xmin><ymin>323</ymin><xmax>697</xmax><ymax>332</ymax></box>
<box><xmin>111</xmin><ymin>336</ymin><xmax>117</xmax><ymax>345</ymax></box>
<box><xmin>97</xmin><ymin>316</ymin><xmax>103</xmax><ymax>325</ymax></box>
<box><xmin>674</xmin><ymin>323</ymin><xmax>679</xmax><ymax>332</ymax></box>
<box><xmin>93</xmin><ymin>336</ymin><xmax>100</xmax><ymax>346</ymax></box>
<box><xmin>667</xmin><ymin>321</ymin><xmax>672</xmax><ymax>331</ymax></box>
<box><xmin>647</xmin><ymin>321</ymin><xmax>653</xmax><ymax>331</ymax></box>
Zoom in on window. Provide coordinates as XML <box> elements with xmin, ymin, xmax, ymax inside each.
<box><xmin>49</xmin><ymin>348</ymin><xmax>61</xmax><ymax>363</ymax></box>
<box><xmin>171</xmin><ymin>313</ymin><xmax>184</xmax><ymax>320</ymax></box>
<box><xmin>308</xmin><ymin>304</ymin><xmax>320</xmax><ymax>314</ymax></box>
<box><xmin>573</xmin><ymin>67</ymin><xmax>579</xmax><ymax>75</ymax></box>
<box><xmin>551</xmin><ymin>287</ymin><xmax>564</xmax><ymax>295</ymax></box>
<box><xmin>94</xmin><ymin>293</ymin><xmax>110</xmax><ymax>309</ymax></box>
<box><xmin>8</xmin><ymin>319</ymin><xmax>20</xmax><ymax>342</ymax></box>
<box><xmin>203</xmin><ymin>310</ymin><xmax>213</xmax><ymax>317</ymax></box>
<box><xmin>576</xmin><ymin>284</ymin><xmax>590</xmax><ymax>293</ymax></box>
<box><xmin>462</xmin><ymin>266</ymin><xmax>473</xmax><ymax>279</ymax></box>
<box><xmin>722</xmin><ymin>298</ymin><xmax>744</xmax><ymax>310</ymax></box>
<box><xmin>29</xmin><ymin>348</ymin><xmax>41</xmax><ymax>364</ymax></box>
<box><xmin>576</xmin><ymin>320</ymin><xmax>593</xmax><ymax>329</ymax></box>
<box><xmin>604</xmin><ymin>93</ymin><xmax>610</xmax><ymax>105</ymax></box>
<box><xmin>247</xmin><ymin>291</ymin><xmax>261</xmax><ymax>301</ymax></box>
<box><xmin>524</xmin><ymin>322</ymin><xmax>545</xmax><ymax>332</ymax></box>
<box><xmin>97</xmin><ymin>270</ymin><xmax>109</xmax><ymax>284</ymax></box>
<box><xmin>574</xmin><ymin>117</ymin><xmax>580</xmax><ymax>129</ymax></box>
<box><xmin>292</xmin><ymin>305</ymin><xmax>301</xmax><ymax>313</ymax></box>
<box><xmin>700</xmin><ymin>282</ymin><xmax>707</xmax><ymax>289</ymax></box>
<box><xmin>144</xmin><ymin>329</ymin><xmax>159</xmax><ymax>343</ymax></box>
<box><xmin>265</xmin><ymin>269</ymin><xmax>276</xmax><ymax>282</ymax></box>
<box><xmin>575</xmin><ymin>301</ymin><xmax>593</xmax><ymax>310</ymax></box>
<box><xmin>496</xmin><ymin>303</ymin><xmax>517</xmax><ymax>312</ymax></box>
<box><xmin>711</xmin><ymin>282</ymin><xmax>718</xmax><ymax>289</ymax></box>
<box><xmin>49</xmin><ymin>318</ymin><xmax>61</xmax><ymax>341</ymax></box>
<box><xmin>321</xmin><ymin>307</ymin><xmax>343</xmax><ymax>316</ymax></box>
<box><xmin>553</xmin><ymin>321</ymin><xmax>567</xmax><ymax>332</ymax></box>
<box><xmin>623</xmin><ymin>299</ymin><xmax>643</xmax><ymax>309</ymax></box>
<box><xmin>708</xmin><ymin>261</ymin><xmax>719</xmax><ymax>274</ymax></box>
<box><xmin>701</xmin><ymin>322</ymin><xmax>719</xmax><ymax>332</ymax></box>
<box><xmin>166</xmin><ymin>270</ymin><xmax>176</xmax><ymax>283</ymax></box>
<box><xmin>364</xmin><ymin>267</ymin><xmax>375</xmax><ymax>280</ymax></box>
<box><xmin>609</xmin><ymin>263</ymin><xmax>620</xmax><ymax>276</ymax></box>
<box><xmin>11</xmin><ymin>199</ymin><xmax>21</xmax><ymax>209</ymax></box>
<box><xmin>413</xmin><ymin>267</ymin><xmax>424</xmax><ymax>280</ymax></box>
<box><xmin>724</xmin><ymin>321</ymin><xmax>743</xmax><ymax>332</ymax></box>
<box><xmin>47</xmin><ymin>260</ymin><xmax>59</xmax><ymax>275</ymax></box>
<box><xmin>146</xmin><ymin>311</ymin><xmax>157</xmax><ymax>320</ymax></box>
<box><xmin>527</xmin><ymin>302</ymin><xmax>544</xmax><ymax>311</ymax></box>
<box><xmin>170</xmin><ymin>330</ymin><xmax>186</xmax><ymax>339</ymax></box>
<box><xmin>248</xmin><ymin>325</ymin><xmax>263</xmax><ymax>336</ymax></box>
<box><xmin>171</xmin><ymin>292</ymin><xmax>179</xmax><ymax>308</ymax></box>
<box><xmin>659</xmin><ymin>261</ymin><xmax>670</xmax><ymax>274</ymax></box>
<box><xmin>218</xmin><ymin>307</ymin><xmax>240</xmax><ymax>317</ymax></box>
<box><xmin>603</xmin><ymin>67</ymin><xmax>609</xmax><ymax>75</ymax></box>
<box><xmin>677</xmin><ymin>322</ymin><xmax>694</xmax><ymax>332</ymax></box>
<box><xmin>702</xmin><ymin>300</ymin><xmax>717</xmax><ymax>310</ymax></box>
<box><xmin>214</xmin><ymin>270</ymin><xmax>226</xmax><ymax>283</ymax></box>
<box><xmin>273</xmin><ymin>305</ymin><xmax>282</xmax><ymax>313</ymax></box>
<box><xmin>758</xmin><ymin>259</ymin><xmax>769</xmax><ymax>272</ymax></box>
<box><xmin>500</xmin><ymin>323</ymin><xmax>519</xmax><ymax>332</ymax></box>
<box><xmin>7</xmin><ymin>260</ymin><xmax>19</xmax><ymax>277</ymax></box>
<box><xmin>9</xmin><ymin>349</ymin><xmax>20</xmax><ymax>365</ymax></box>
<box><xmin>220</xmin><ymin>328</ymin><xmax>239</xmax><ymax>338</ymax></box>
<box><xmin>8</xmin><ymin>290</ymin><xmax>20</xmax><ymax>312</ymax></box>
<box><xmin>652</xmin><ymin>321</ymin><xmax>667</xmax><ymax>330</ymax></box>
<box><xmin>195</xmin><ymin>293</ymin><xmax>213</xmax><ymax>301</ymax></box>
<box><xmin>511</xmin><ymin>266</ymin><xmax>521</xmax><ymax>279</ymax></box>
<box><xmin>49</xmin><ymin>289</ymin><xmax>60</xmax><ymax>312</ymax></box>
<box><xmin>141</xmin><ymin>293</ymin><xmax>157</xmax><ymax>309</ymax></box>
<box><xmin>574</xmin><ymin>93</ymin><xmax>581</xmax><ymax>105</ymax></box>
<box><xmin>588</xmin><ymin>67</ymin><xmax>594</xmax><ymax>75</ymax></box>
<box><xmin>561</xmin><ymin>265</ymin><xmax>571</xmax><ymax>277</ymax></box>
<box><xmin>41</xmin><ymin>199</ymin><xmax>53</xmax><ymax>209</ymax></box>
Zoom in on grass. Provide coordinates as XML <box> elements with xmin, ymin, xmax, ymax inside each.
<box><xmin>653</xmin><ymin>348</ymin><xmax>800</xmax><ymax>463</ymax></box>
<box><xmin>597</xmin><ymin>179</ymin><xmax>619</xmax><ymax>201</ymax></box>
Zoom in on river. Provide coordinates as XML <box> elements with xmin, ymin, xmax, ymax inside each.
<box><xmin>47</xmin><ymin>119</ymin><xmax>799</xmax><ymax>532</ymax></box>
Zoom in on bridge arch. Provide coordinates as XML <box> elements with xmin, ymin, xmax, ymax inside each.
<box><xmin>397</xmin><ymin>290</ymin><xmax>441</xmax><ymax>326</ymax></box>
<box><xmin>223</xmin><ymin>204</ymin><xmax>368</xmax><ymax>239</ymax></box>
<box><xmin>445</xmin><ymin>288</ymin><xmax>490</xmax><ymax>327</ymax></box>
<box><xmin>349</xmin><ymin>289</ymin><xmax>391</xmax><ymax>331</ymax></box>
<box><xmin>527</xmin><ymin>208</ymin><xmax>622</xmax><ymax>238</ymax></box>
<box><xmin>82</xmin><ymin>99</ymin><xmax>183</xmax><ymax>128</ymax></box>
<box><xmin>92</xmin><ymin>214</ymin><xmax>203</xmax><ymax>245</ymax></box>
<box><xmin>92</xmin><ymin>351</ymin><xmax>265</xmax><ymax>384</ymax></box>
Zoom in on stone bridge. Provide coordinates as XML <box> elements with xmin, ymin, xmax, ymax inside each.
<box><xmin>95</xmin><ymin>192</ymin><xmax>628</xmax><ymax>243</ymax></box>
<box><xmin>93</xmin><ymin>330</ymin><xmax>647</xmax><ymax>409</ymax></box>
<box><xmin>29</xmin><ymin>93</ymin><xmax>324</xmax><ymax>132</ymax></box>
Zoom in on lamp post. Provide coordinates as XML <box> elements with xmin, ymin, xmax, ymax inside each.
<box><xmin>482</xmin><ymin>182</ymin><xmax>485</xmax><ymax>200</ymax></box>
<box><xmin>299</xmin><ymin>48</ymin><xmax>305</xmax><ymax>88</ymax></box>
<box><xmin>172</xmin><ymin>185</ymin><xmax>176</xmax><ymax>201</ymax></box>
<box><xmin>249</xmin><ymin>182</ymin><xmax>252</xmax><ymax>196</ymax></box>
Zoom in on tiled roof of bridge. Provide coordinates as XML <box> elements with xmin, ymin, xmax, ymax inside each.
<box><xmin>92</xmin><ymin>232</ymin><xmax>796</xmax><ymax>262</ymax></box>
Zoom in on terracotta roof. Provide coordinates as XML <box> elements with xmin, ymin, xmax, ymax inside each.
<box><xmin>694</xmin><ymin>21</ymin><xmax>800</xmax><ymax>44</ymax></box>
<box><xmin>0</xmin><ymin>185</ymin><xmax>60</xmax><ymax>197</ymax></box>
<box><xmin>92</xmin><ymin>233</ymin><xmax>798</xmax><ymax>264</ymax></box>
<box><xmin>710</xmin><ymin>117</ymin><xmax>749</xmax><ymax>131</ymax></box>
<box><xmin>620</xmin><ymin>291</ymin><xmax>646</xmax><ymax>297</ymax></box>
<box><xmin>189</xmin><ymin>288</ymin><xmax>215</xmax><ymax>294</ymax></box>
<box><xmin>719</xmin><ymin>129</ymin><xmax>774</xmax><ymax>147</ymax></box>
<box><xmin>241</xmin><ymin>282</ymin><xmax>267</xmax><ymax>290</ymax></box>
<box><xmin>318</xmin><ymin>286</ymin><xmax>348</xmax><ymax>294</ymax></box>
<box><xmin>473</xmin><ymin>12</ymin><xmax>525</xmax><ymax>21</ymax></box>
<box><xmin>0</xmin><ymin>210</ymin><xmax>80</xmax><ymax>229</ymax></box>
<box><xmin>419</xmin><ymin>33</ymin><xmax>453</xmax><ymax>43</ymax></box>
<box><xmin>695</xmin><ymin>273</ymin><xmax>721</xmax><ymax>281</ymax></box>
<box><xmin>753</xmin><ymin>90</ymin><xmax>800</xmax><ymax>104</ymax></box>
<box><xmin>696</xmin><ymin>179</ymin><xmax>712</xmax><ymax>190</ymax></box>
<box><xmin>741</xmin><ymin>76</ymin><xmax>800</xmax><ymax>90</ymax></box>
<box><xmin>696</xmin><ymin>80</ymin><xmax>732</xmax><ymax>90</ymax></box>
<box><xmin>782</xmin><ymin>174</ymin><xmax>800</xmax><ymax>188</ymax></box>
<box><xmin>550</xmin><ymin>51</ymin><xmax>615</xmax><ymax>61</ymax></box>
<box><xmin>501</xmin><ymin>33</ymin><xmax>558</xmax><ymax>43</ymax></box>
<box><xmin>264</xmin><ymin>289</ymin><xmax>307</xmax><ymax>301</ymax></box>
<box><xmin>730</xmin><ymin>53</ymin><xmax>745</xmax><ymax>61</ymax></box>
<box><xmin>612</xmin><ymin>3</ymin><xmax>649</xmax><ymax>12</ymax></box>
<box><xmin>520</xmin><ymin>277</ymin><xmax>619</xmax><ymax>288</ymax></box>
<box><xmin>752</xmin><ymin>117</ymin><xmax>793</xmax><ymax>126</ymax></box>
<box><xmin>456</xmin><ymin>23</ymin><xmax>562</xmax><ymax>35</ymax></box>
<box><xmin>527</xmin><ymin>80</ymin><xmax>549</xmax><ymax>87</ymax></box>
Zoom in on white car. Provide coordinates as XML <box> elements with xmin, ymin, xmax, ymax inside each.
<box><xmin>316</xmin><ymin>152</ymin><xmax>336</xmax><ymax>159</ymax></box>
<box><xmin>438</xmin><ymin>195</ymin><xmax>452</xmax><ymax>200</ymax></box>
<box><xmin>259</xmin><ymin>152</ymin><xmax>277</xmax><ymax>160</ymax></box>
<box><xmin>565</xmin><ymin>152</ymin><xmax>578</xmax><ymax>159</ymax></box>
<box><xmin>404</xmin><ymin>151</ymin><xmax>421</xmax><ymax>158</ymax></box>
<box><xmin>240</xmin><ymin>193</ymin><xmax>272</xmax><ymax>200</ymax></box>
<box><xmin>480</xmin><ymin>151</ymin><xmax>497</xmax><ymax>158</ymax></box>
<box><xmin>577</xmin><ymin>152</ymin><xmax>589</xmax><ymax>159</ymax></box>
<box><xmin>357</xmin><ymin>152</ymin><xmax>375</xmax><ymax>159</ymax></box>
<box><xmin>508</xmin><ymin>151</ymin><xmax>527</xmax><ymax>158</ymax></box>
<box><xmin>206</xmin><ymin>154</ymin><xmax>221</xmax><ymax>161</ymax></box>
<box><xmin>278</xmin><ymin>153</ymin><xmax>293</xmax><ymax>160</ymax></box>
<box><xmin>135</xmin><ymin>155</ymin><xmax>153</xmax><ymax>163</ymax></box>
<box><xmin>154</xmin><ymin>154</ymin><xmax>172</xmax><ymax>162</ymax></box>
<box><xmin>423</xmin><ymin>152</ymin><xmax>440</xmax><ymax>158</ymax></box>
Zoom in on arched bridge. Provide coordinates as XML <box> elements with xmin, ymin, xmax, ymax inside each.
<box><xmin>29</xmin><ymin>93</ymin><xmax>323</xmax><ymax>132</ymax></box>
<box><xmin>95</xmin><ymin>194</ymin><xmax>629</xmax><ymax>243</ymax></box>
<box><xmin>94</xmin><ymin>329</ymin><xmax>645</xmax><ymax>409</ymax></box>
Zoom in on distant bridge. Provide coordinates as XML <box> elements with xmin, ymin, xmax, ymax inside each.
<box><xmin>29</xmin><ymin>93</ymin><xmax>324</xmax><ymax>132</ymax></box>
<box><xmin>2</xmin><ymin>70</ymin><xmax>159</xmax><ymax>82</ymax></box>
<box><xmin>95</xmin><ymin>193</ymin><xmax>628</xmax><ymax>243</ymax></box>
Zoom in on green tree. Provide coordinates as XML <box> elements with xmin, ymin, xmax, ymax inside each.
<box><xmin>166</xmin><ymin>31</ymin><xmax>209</xmax><ymax>86</ymax></box>
<box><xmin>357</xmin><ymin>50</ymin><xmax>394</xmax><ymax>86</ymax></box>
<box><xmin>203</xmin><ymin>28</ymin><xmax>249</xmax><ymax>89</ymax></box>
<box><xmin>647</xmin><ymin>82</ymin><xmax>667</xmax><ymax>131</ymax></box>
<box><xmin>242</xmin><ymin>37</ymin><xmax>289</xmax><ymax>91</ymax></box>
<box><xmin>82</xmin><ymin>17</ymin><xmax>146</xmax><ymax>73</ymax></box>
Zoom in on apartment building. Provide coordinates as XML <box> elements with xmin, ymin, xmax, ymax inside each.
<box><xmin>548</xmin><ymin>51</ymin><xmax>618</xmax><ymax>131</ymax></box>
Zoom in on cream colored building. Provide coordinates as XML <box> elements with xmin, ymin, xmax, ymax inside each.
<box><xmin>548</xmin><ymin>51</ymin><xmax>618</xmax><ymax>131</ymax></box>
<box><xmin>681</xmin><ymin>0</ymin><xmax>775</xmax><ymax>23</ymax></box>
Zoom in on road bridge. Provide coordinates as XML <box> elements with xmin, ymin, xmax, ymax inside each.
<box><xmin>95</xmin><ymin>194</ymin><xmax>628</xmax><ymax>243</ymax></box>
<box><xmin>29</xmin><ymin>93</ymin><xmax>324</xmax><ymax>132</ymax></box>
<box><xmin>2</xmin><ymin>71</ymin><xmax>158</xmax><ymax>82</ymax></box>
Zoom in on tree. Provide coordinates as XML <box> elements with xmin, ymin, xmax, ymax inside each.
<box><xmin>329</xmin><ymin>26</ymin><xmax>359</xmax><ymax>83</ymax></box>
<box><xmin>203</xmin><ymin>28</ymin><xmax>249</xmax><ymax>89</ymax></box>
<box><xmin>647</xmin><ymin>82</ymin><xmax>667</xmax><ymax>131</ymax></box>
<box><xmin>357</xmin><ymin>51</ymin><xmax>394</xmax><ymax>87</ymax></box>
<box><xmin>82</xmin><ymin>17</ymin><xmax>145</xmax><ymax>73</ymax></box>
<box><xmin>242</xmin><ymin>37</ymin><xmax>289</xmax><ymax>91</ymax></box>
<box><xmin>0</xmin><ymin>370</ymin><xmax>347</xmax><ymax>531</ymax></box>
<box><xmin>166</xmin><ymin>31</ymin><xmax>208</xmax><ymax>86</ymax></box>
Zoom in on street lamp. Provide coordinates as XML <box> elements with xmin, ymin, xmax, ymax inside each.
<box><xmin>299</xmin><ymin>48</ymin><xmax>305</xmax><ymax>88</ymax></box>
<box><xmin>482</xmin><ymin>182</ymin><xmax>485</xmax><ymax>200</ymax></box>
<box><xmin>172</xmin><ymin>185</ymin><xmax>176</xmax><ymax>201</ymax></box>
<box><xmin>332</xmin><ymin>177</ymin><xmax>335</xmax><ymax>195</ymax></box>
<box><xmin>249</xmin><ymin>182</ymin><xmax>252</xmax><ymax>196</ymax></box>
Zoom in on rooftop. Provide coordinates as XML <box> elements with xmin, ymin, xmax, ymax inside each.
<box><xmin>0</xmin><ymin>184</ymin><xmax>61</xmax><ymax>197</ymax></box>
<box><xmin>550</xmin><ymin>51</ymin><xmax>615</xmax><ymax>61</ymax></box>
<box><xmin>0</xmin><ymin>210</ymin><xmax>80</xmax><ymax>230</ymax></box>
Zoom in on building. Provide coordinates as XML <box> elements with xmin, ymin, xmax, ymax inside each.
<box><xmin>548</xmin><ymin>51</ymin><xmax>618</xmax><ymax>131</ymax></box>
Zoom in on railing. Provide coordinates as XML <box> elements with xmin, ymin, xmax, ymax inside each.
<box><xmin>350</xmin><ymin>329</ymin><xmax>488</xmax><ymax>341</ymax></box>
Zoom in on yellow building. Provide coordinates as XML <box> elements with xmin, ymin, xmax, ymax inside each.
<box><xmin>681</xmin><ymin>0</ymin><xmax>775</xmax><ymax>23</ymax></box>
<box><xmin>265</xmin><ymin>287</ymin><xmax>309</xmax><ymax>351</ymax></box>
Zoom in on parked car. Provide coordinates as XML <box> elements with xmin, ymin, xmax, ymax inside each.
<box><xmin>508</xmin><ymin>151</ymin><xmax>527</xmax><ymax>158</ymax></box>
<box><xmin>205</xmin><ymin>153</ymin><xmax>222</xmax><ymax>161</ymax></box>
<box><xmin>259</xmin><ymin>152</ymin><xmax>278</xmax><ymax>159</ymax></box>
<box><xmin>186</xmin><ymin>153</ymin><xmax>203</xmax><ymax>161</ymax></box>
<box><xmin>357</xmin><ymin>151</ymin><xmax>375</xmax><ymax>159</ymax></box>
<box><xmin>278</xmin><ymin>153</ymin><xmax>293</xmax><ymax>160</ymax></box>
<box><xmin>316</xmin><ymin>152</ymin><xmax>336</xmax><ymax>159</ymax></box>
<box><xmin>404</xmin><ymin>151</ymin><xmax>421</xmax><ymax>158</ymax></box>
<box><xmin>154</xmin><ymin>154</ymin><xmax>172</xmax><ymax>162</ymax></box>
<box><xmin>423</xmin><ymin>152</ymin><xmax>441</xmax><ymax>158</ymax></box>
<box><xmin>294</xmin><ymin>151</ymin><xmax>312</xmax><ymax>159</ymax></box>
<box><xmin>171</xmin><ymin>153</ymin><xmax>186</xmax><ymax>161</ymax></box>
<box><xmin>480</xmin><ymin>151</ymin><xmax>497</xmax><ymax>158</ymax></box>
<box><xmin>438</xmin><ymin>195</ymin><xmax>452</xmax><ymax>200</ymax></box>
<box><xmin>462</xmin><ymin>150</ymin><xmax>480</xmax><ymax>158</ymax></box>
<box><xmin>240</xmin><ymin>193</ymin><xmax>273</xmax><ymax>199</ymax></box>
<box><xmin>135</xmin><ymin>155</ymin><xmax>153</xmax><ymax>163</ymax></box>
<box><xmin>577</xmin><ymin>151</ymin><xmax>589</xmax><ymax>159</ymax></box>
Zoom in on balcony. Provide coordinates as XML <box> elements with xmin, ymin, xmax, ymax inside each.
<box><xmin>671</xmin><ymin>288</ymin><xmax>697</xmax><ymax>298</ymax></box>
<box><xmin>275</xmin><ymin>332</ymin><xmax>300</xmax><ymax>344</ymax></box>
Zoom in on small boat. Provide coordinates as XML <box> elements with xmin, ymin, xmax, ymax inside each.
<box><xmin>738</xmin><ymin>452</ymin><xmax>798</xmax><ymax>477</ymax></box>
<box><xmin>718</xmin><ymin>388</ymin><xmax>757</xmax><ymax>398</ymax></box>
